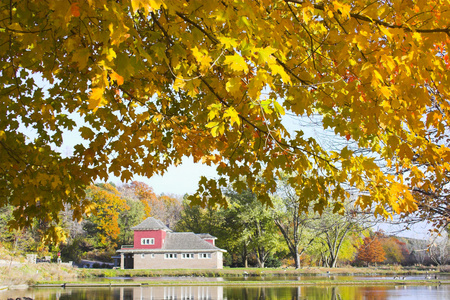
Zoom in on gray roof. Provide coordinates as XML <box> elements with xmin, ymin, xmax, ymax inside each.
<box><xmin>163</xmin><ymin>232</ymin><xmax>219</xmax><ymax>250</ymax></box>
<box><xmin>117</xmin><ymin>218</ymin><xmax>226</xmax><ymax>253</ymax></box>
<box><xmin>131</xmin><ymin>217</ymin><xmax>172</xmax><ymax>231</ymax></box>
<box><xmin>196</xmin><ymin>233</ymin><xmax>216</xmax><ymax>239</ymax></box>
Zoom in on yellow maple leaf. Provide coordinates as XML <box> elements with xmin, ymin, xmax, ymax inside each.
<box><xmin>173</xmin><ymin>77</ymin><xmax>186</xmax><ymax>91</ymax></box>
<box><xmin>191</xmin><ymin>47</ymin><xmax>212</xmax><ymax>74</ymax></box>
<box><xmin>332</xmin><ymin>1</ymin><xmax>351</xmax><ymax>19</ymax></box>
<box><xmin>131</xmin><ymin>0</ymin><xmax>165</xmax><ymax>13</ymax></box>
<box><xmin>379</xmin><ymin>86</ymin><xmax>391</xmax><ymax>98</ymax></box>
<box><xmin>106</xmin><ymin>48</ymin><xmax>116</xmax><ymax>62</ymax></box>
<box><xmin>226</xmin><ymin>77</ymin><xmax>242</xmax><ymax>96</ymax></box>
<box><xmin>88</xmin><ymin>87</ymin><xmax>105</xmax><ymax>111</ymax></box>
<box><xmin>302</xmin><ymin>6</ymin><xmax>314</xmax><ymax>24</ymax></box>
<box><xmin>224</xmin><ymin>107</ymin><xmax>241</xmax><ymax>126</ymax></box>
<box><xmin>268</xmin><ymin>62</ymin><xmax>291</xmax><ymax>85</ymax></box>
<box><xmin>224</xmin><ymin>54</ymin><xmax>249</xmax><ymax>73</ymax></box>
<box><xmin>217</xmin><ymin>36</ymin><xmax>238</xmax><ymax>49</ymax></box>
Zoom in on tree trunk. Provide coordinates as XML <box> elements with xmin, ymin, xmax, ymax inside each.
<box><xmin>294</xmin><ymin>245</ymin><xmax>300</xmax><ymax>269</ymax></box>
<box><xmin>321</xmin><ymin>251</ymin><xmax>329</xmax><ymax>267</ymax></box>
<box><xmin>330</xmin><ymin>257</ymin><xmax>337</xmax><ymax>268</ymax></box>
<box><xmin>243</xmin><ymin>243</ymin><xmax>248</xmax><ymax>268</ymax></box>
<box><xmin>256</xmin><ymin>246</ymin><xmax>266</xmax><ymax>268</ymax></box>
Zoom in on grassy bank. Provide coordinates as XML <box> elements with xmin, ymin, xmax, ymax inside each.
<box><xmin>82</xmin><ymin>265</ymin><xmax>443</xmax><ymax>279</ymax></box>
<box><xmin>33</xmin><ymin>279</ymin><xmax>449</xmax><ymax>288</ymax></box>
<box><xmin>1</xmin><ymin>263</ymin><xmax>448</xmax><ymax>287</ymax></box>
<box><xmin>0</xmin><ymin>263</ymin><xmax>79</xmax><ymax>286</ymax></box>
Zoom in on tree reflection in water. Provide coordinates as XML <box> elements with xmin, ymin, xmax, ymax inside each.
<box><xmin>2</xmin><ymin>285</ymin><xmax>450</xmax><ymax>299</ymax></box>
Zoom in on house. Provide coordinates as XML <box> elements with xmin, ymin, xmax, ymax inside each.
<box><xmin>116</xmin><ymin>217</ymin><xmax>226</xmax><ymax>269</ymax></box>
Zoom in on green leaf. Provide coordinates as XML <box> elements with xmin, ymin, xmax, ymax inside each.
<box><xmin>273</xmin><ymin>100</ymin><xmax>285</xmax><ymax>116</ymax></box>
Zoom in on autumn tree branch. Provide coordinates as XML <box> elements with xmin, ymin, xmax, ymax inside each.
<box><xmin>286</xmin><ymin>0</ymin><xmax>450</xmax><ymax>36</ymax></box>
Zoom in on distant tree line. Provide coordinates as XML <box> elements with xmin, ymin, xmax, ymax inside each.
<box><xmin>0</xmin><ymin>181</ymin><xmax>181</xmax><ymax>264</ymax></box>
<box><xmin>0</xmin><ymin>180</ymin><xmax>448</xmax><ymax>267</ymax></box>
<box><xmin>176</xmin><ymin>185</ymin><xmax>448</xmax><ymax>268</ymax></box>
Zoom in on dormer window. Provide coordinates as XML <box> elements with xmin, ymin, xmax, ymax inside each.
<box><xmin>141</xmin><ymin>238</ymin><xmax>155</xmax><ymax>245</ymax></box>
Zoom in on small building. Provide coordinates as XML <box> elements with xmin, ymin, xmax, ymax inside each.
<box><xmin>116</xmin><ymin>217</ymin><xmax>226</xmax><ymax>269</ymax></box>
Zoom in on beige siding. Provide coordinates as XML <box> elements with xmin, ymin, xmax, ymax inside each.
<box><xmin>133</xmin><ymin>252</ymin><xmax>223</xmax><ymax>269</ymax></box>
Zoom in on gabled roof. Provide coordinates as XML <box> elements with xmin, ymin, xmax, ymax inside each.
<box><xmin>163</xmin><ymin>232</ymin><xmax>219</xmax><ymax>250</ymax></box>
<box><xmin>118</xmin><ymin>217</ymin><xmax>226</xmax><ymax>253</ymax></box>
<box><xmin>196</xmin><ymin>233</ymin><xmax>217</xmax><ymax>240</ymax></box>
<box><xmin>131</xmin><ymin>217</ymin><xmax>172</xmax><ymax>231</ymax></box>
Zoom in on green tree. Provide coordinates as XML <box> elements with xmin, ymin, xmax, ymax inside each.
<box><xmin>176</xmin><ymin>197</ymin><xmax>222</xmax><ymax>234</ymax></box>
<box><xmin>118</xmin><ymin>198</ymin><xmax>146</xmax><ymax>245</ymax></box>
<box><xmin>225</xmin><ymin>189</ymin><xmax>284</xmax><ymax>268</ymax></box>
<box><xmin>0</xmin><ymin>205</ymin><xmax>35</xmax><ymax>256</ymax></box>
<box><xmin>176</xmin><ymin>190</ymin><xmax>284</xmax><ymax>268</ymax></box>
<box><xmin>272</xmin><ymin>175</ymin><xmax>323</xmax><ymax>269</ymax></box>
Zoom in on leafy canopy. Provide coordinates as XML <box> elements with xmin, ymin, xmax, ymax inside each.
<box><xmin>1</xmin><ymin>0</ymin><xmax>450</xmax><ymax>239</ymax></box>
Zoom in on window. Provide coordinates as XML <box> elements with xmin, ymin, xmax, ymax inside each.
<box><xmin>141</xmin><ymin>254</ymin><xmax>145</xmax><ymax>258</ymax></box>
<box><xmin>141</xmin><ymin>238</ymin><xmax>155</xmax><ymax>245</ymax></box>
<box><xmin>199</xmin><ymin>253</ymin><xmax>211</xmax><ymax>259</ymax></box>
<box><xmin>181</xmin><ymin>253</ymin><xmax>194</xmax><ymax>259</ymax></box>
<box><xmin>164</xmin><ymin>253</ymin><xmax>177</xmax><ymax>259</ymax></box>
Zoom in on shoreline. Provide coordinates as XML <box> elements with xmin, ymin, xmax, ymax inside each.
<box><xmin>81</xmin><ymin>266</ymin><xmax>444</xmax><ymax>278</ymax></box>
<box><xmin>28</xmin><ymin>279</ymin><xmax>450</xmax><ymax>288</ymax></box>
<box><xmin>1</xmin><ymin>264</ymin><xmax>448</xmax><ymax>291</ymax></box>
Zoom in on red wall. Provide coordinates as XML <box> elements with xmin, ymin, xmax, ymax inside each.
<box><xmin>205</xmin><ymin>239</ymin><xmax>214</xmax><ymax>245</ymax></box>
<box><xmin>133</xmin><ymin>230</ymin><xmax>166</xmax><ymax>249</ymax></box>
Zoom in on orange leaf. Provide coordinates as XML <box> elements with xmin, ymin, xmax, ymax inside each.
<box><xmin>111</xmin><ymin>71</ymin><xmax>124</xmax><ymax>85</ymax></box>
<box><xmin>71</xmin><ymin>3</ymin><xmax>80</xmax><ymax>17</ymax></box>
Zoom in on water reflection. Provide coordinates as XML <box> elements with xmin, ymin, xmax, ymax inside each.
<box><xmin>10</xmin><ymin>286</ymin><xmax>224</xmax><ymax>300</ymax></box>
<box><xmin>2</xmin><ymin>285</ymin><xmax>449</xmax><ymax>300</ymax></box>
<box><xmin>110</xmin><ymin>286</ymin><xmax>224</xmax><ymax>300</ymax></box>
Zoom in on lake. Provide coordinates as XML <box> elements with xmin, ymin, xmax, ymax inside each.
<box><xmin>100</xmin><ymin>274</ymin><xmax>450</xmax><ymax>282</ymax></box>
<box><xmin>2</xmin><ymin>284</ymin><xmax>449</xmax><ymax>299</ymax></box>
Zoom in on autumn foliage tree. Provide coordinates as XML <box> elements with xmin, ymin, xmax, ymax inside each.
<box><xmin>356</xmin><ymin>234</ymin><xmax>386</xmax><ymax>266</ymax></box>
<box><xmin>126</xmin><ymin>181</ymin><xmax>158</xmax><ymax>218</ymax></box>
<box><xmin>119</xmin><ymin>181</ymin><xmax>181</xmax><ymax>227</ymax></box>
<box><xmin>1</xmin><ymin>0</ymin><xmax>450</xmax><ymax>239</ymax></box>
<box><xmin>85</xmin><ymin>183</ymin><xmax>129</xmax><ymax>249</ymax></box>
<box><xmin>380</xmin><ymin>236</ymin><xmax>410</xmax><ymax>264</ymax></box>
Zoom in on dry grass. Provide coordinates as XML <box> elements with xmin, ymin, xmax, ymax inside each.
<box><xmin>0</xmin><ymin>263</ymin><xmax>79</xmax><ymax>286</ymax></box>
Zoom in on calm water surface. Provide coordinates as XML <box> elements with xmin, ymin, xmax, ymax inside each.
<box><xmin>102</xmin><ymin>274</ymin><xmax>450</xmax><ymax>282</ymax></box>
<box><xmin>2</xmin><ymin>285</ymin><xmax>449</xmax><ymax>299</ymax></box>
